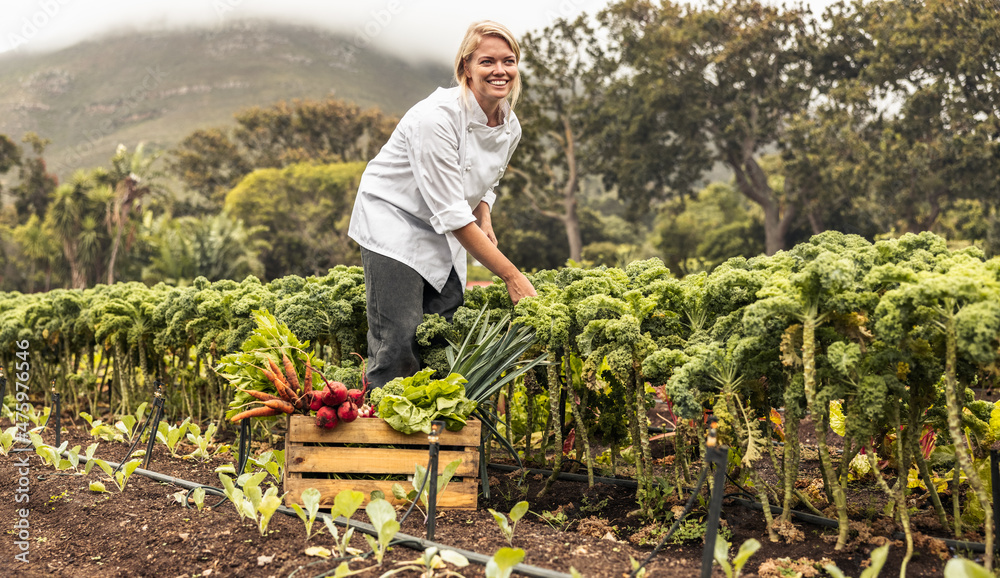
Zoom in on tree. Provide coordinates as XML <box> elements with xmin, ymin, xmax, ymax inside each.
<box><xmin>601</xmin><ymin>0</ymin><xmax>815</xmax><ymax>254</ymax></box>
<box><xmin>98</xmin><ymin>143</ymin><xmax>167</xmax><ymax>285</ymax></box>
<box><xmin>509</xmin><ymin>16</ymin><xmax>611</xmax><ymax>262</ymax></box>
<box><xmin>12</xmin><ymin>214</ymin><xmax>60</xmax><ymax>292</ymax></box>
<box><xmin>44</xmin><ymin>171</ymin><xmax>112</xmax><ymax>289</ymax></box>
<box><xmin>169</xmin><ymin>97</ymin><xmax>396</xmax><ymax>210</ymax></box>
<box><xmin>10</xmin><ymin>133</ymin><xmax>58</xmax><ymax>221</ymax></box>
<box><xmin>223</xmin><ymin>161</ymin><xmax>366</xmax><ymax>279</ymax></box>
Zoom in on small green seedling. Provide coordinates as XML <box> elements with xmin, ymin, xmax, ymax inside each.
<box><xmin>19</xmin><ymin>404</ymin><xmax>51</xmax><ymax>429</ymax></box>
<box><xmin>323</xmin><ymin>490</ymin><xmax>365</xmax><ymax>557</ymax></box>
<box><xmin>185</xmin><ymin>423</ymin><xmax>230</xmax><ymax>461</ymax></box>
<box><xmin>80</xmin><ymin>412</ymin><xmax>125</xmax><ymax>442</ymax></box>
<box><xmin>485</xmin><ymin>547</ymin><xmax>524</xmax><ymax>578</ymax></box>
<box><xmin>488</xmin><ymin>501</ymin><xmax>529</xmax><ymax>546</ymax></box>
<box><xmin>291</xmin><ymin>487</ymin><xmax>323</xmax><ymax>540</ymax></box>
<box><xmin>246</xmin><ymin>449</ymin><xmax>285</xmax><ymax>483</ymax></box>
<box><xmin>1</xmin><ymin>426</ymin><xmax>19</xmax><ymax>455</ymax></box>
<box><xmin>943</xmin><ymin>557</ymin><xmax>993</xmax><ymax>578</ymax></box>
<box><xmin>364</xmin><ymin>498</ymin><xmax>400</xmax><ymax>566</ymax></box>
<box><xmin>380</xmin><ymin>547</ymin><xmax>470</xmax><ymax>578</ymax></box>
<box><xmin>219</xmin><ymin>471</ymin><xmax>284</xmax><ymax>535</ymax></box>
<box><xmin>191</xmin><ymin>487</ymin><xmax>206</xmax><ymax>512</ymax></box>
<box><xmin>115</xmin><ymin>402</ymin><xmax>149</xmax><ymax>444</ymax></box>
<box><xmin>824</xmin><ymin>543</ymin><xmax>890</xmax><ymax>578</ymax></box>
<box><xmin>90</xmin><ymin>458</ymin><xmax>142</xmax><ymax>492</ymax></box>
<box><xmin>391</xmin><ymin>459</ymin><xmax>462</xmax><ymax>520</ymax></box>
<box><xmin>155</xmin><ymin>418</ymin><xmax>191</xmax><ymax>458</ymax></box>
<box><xmin>713</xmin><ymin>537</ymin><xmax>761</xmax><ymax>578</ymax></box>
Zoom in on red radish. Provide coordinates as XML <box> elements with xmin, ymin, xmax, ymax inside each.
<box><xmin>337</xmin><ymin>401</ymin><xmax>358</xmax><ymax>423</ymax></box>
<box><xmin>309</xmin><ymin>391</ymin><xmax>325</xmax><ymax>411</ymax></box>
<box><xmin>316</xmin><ymin>405</ymin><xmax>339</xmax><ymax>429</ymax></box>
<box><xmin>346</xmin><ymin>388</ymin><xmax>365</xmax><ymax>406</ymax></box>
<box><xmin>322</xmin><ymin>381</ymin><xmax>348</xmax><ymax>407</ymax></box>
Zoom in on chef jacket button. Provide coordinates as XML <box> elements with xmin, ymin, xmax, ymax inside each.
<box><xmin>465</xmin><ymin>165</ymin><xmax>471</xmax><ymax>172</ymax></box>
<box><xmin>468</xmin><ymin>126</ymin><xmax>473</xmax><ymax>133</ymax></box>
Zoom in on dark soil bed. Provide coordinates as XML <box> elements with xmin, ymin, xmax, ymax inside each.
<box><xmin>0</xmin><ymin>416</ymin><xmax>978</xmax><ymax>577</ymax></box>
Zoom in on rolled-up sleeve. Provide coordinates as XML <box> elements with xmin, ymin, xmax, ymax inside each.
<box><xmin>406</xmin><ymin>109</ymin><xmax>476</xmax><ymax>235</ymax></box>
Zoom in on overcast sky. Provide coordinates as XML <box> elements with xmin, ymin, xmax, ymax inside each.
<box><xmin>1</xmin><ymin>0</ymin><xmax>840</xmax><ymax>65</ymax></box>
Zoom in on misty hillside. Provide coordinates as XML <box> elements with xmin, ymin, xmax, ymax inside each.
<box><xmin>0</xmin><ymin>21</ymin><xmax>451</xmax><ymax>181</ymax></box>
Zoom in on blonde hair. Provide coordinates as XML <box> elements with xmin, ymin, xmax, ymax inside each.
<box><xmin>454</xmin><ymin>20</ymin><xmax>522</xmax><ymax>111</ymax></box>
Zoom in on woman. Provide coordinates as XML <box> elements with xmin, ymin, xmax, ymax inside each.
<box><xmin>348</xmin><ymin>21</ymin><xmax>537</xmax><ymax>389</ymax></box>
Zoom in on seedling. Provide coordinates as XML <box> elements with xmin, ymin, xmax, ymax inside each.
<box><xmin>391</xmin><ymin>458</ymin><xmax>462</xmax><ymax>520</ymax></box>
<box><xmin>487</xmin><ymin>501</ymin><xmax>529</xmax><ymax>546</ymax></box>
<box><xmin>155</xmin><ymin>418</ymin><xmax>191</xmax><ymax>458</ymax></box>
<box><xmin>219</xmin><ymin>471</ymin><xmax>285</xmax><ymax>535</ymax></box>
<box><xmin>485</xmin><ymin>547</ymin><xmax>524</xmax><ymax>578</ymax></box>
<box><xmin>90</xmin><ymin>458</ymin><xmax>142</xmax><ymax>492</ymax></box>
<box><xmin>381</xmin><ymin>547</ymin><xmax>470</xmax><ymax>578</ymax></box>
<box><xmin>80</xmin><ymin>412</ymin><xmax>125</xmax><ymax>442</ymax></box>
<box><xmin>943</xmin><ymin>558</ymin><xmax>992</xmax><ymax>578</ymax></box>
<box><xmin>363</xmin><ymin>497</ymin><xmax>400</xmax><ymax>566</ymax></box>
<box><xmin>114</xmin><ymin>402</ymin><xmax>149</xmax><ymax>444</ymax></box>
<box><xmin>19</xmin><ymin>404</ymin><xmax>51</xmax><ymax>429</ymax></box>
<box><xmin>824</xmin><ymin>543</ymin><xmax>890</xmax><ymax>578</ymax></box>
<box><xmin>291</xmin><ymin>487</ymin><xmax>323</xmax><ymax>540</ymax></box>
<box><xmin>0</xmin><ymin>426</ymin><xmax>17</xmax><ymax>455</ymax></box>
<box><xmin>246</xmin><ymin>449</ymin><xmax>285</xmax><ymax>483</ymax></box>
<box><xmin>184</xmin><ymin>423</ymin><xmax>230</xmax><ymax>461</ymax></box>
<box><xmin>191</xmin><ymin>487</ymin><xmax>206</xmax><ymax>512</ymax></box>
<box><xmin>322</xmin><ymin>489</ymin><xmax>365</xmax><ymax>557</ymax></box>
<box><xmin>713</xmin><ymin>537</ymin><xmax>761</xmax><ymax>578</ymax></box>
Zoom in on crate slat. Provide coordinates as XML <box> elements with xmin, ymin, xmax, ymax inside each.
<box><xmin>283</xmin><ymin>414</ymin><xmax>481</xmax><ymax>511</ymax></box>
<box><xmin>287</xmin><ymin>445</ymin><xmax>480</xmax><ymax>476</ymax></box>
<box><xmin>288</xmin><ymin>415</ymin><xmax>481</xmax><ymax>445</ymax></box>
<box><xmin>284</xmin><ymin>477</ymin><xmax>479</xmax><ymax>510</ymax></box>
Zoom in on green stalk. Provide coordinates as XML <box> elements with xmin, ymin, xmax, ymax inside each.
<box><xmin>634</xmin><ymin>359</ymin><xmax>654</xmax><ymax>501</ymax></box>
<box><xmin>572</xmin><ymin>387</ymin><xmax>595</xmax><ymax>487</ymax></box>
<box><xmin>780</xmin><ymin>403</ymin><xmax>801</xmax><ymax>522</ymax></box>
<box><xmin>801</xmin><ymin>313</ymin><xmax>849</xmax><ymax>550</ymax></box>
<box><xmin>942</xmin><ymin>314</ymin><xmax>993</xmax><ymax>569</ymax></box>
<box><xmin>538</xmin><ymin>350</ymin><xmax>564</xmax><ymax>498</ymax></box>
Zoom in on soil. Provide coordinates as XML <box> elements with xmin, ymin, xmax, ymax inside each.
<box><xmin>0</xmin><ymin>412</ymin><xmax>982</xmax><ymax>578</ymax></box>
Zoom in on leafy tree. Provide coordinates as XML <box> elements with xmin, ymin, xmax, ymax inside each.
<box><xmin>43</xmin><ymin>171</ymin><xmax>112</xmax><ymax>288</ymax></box>
<box><xmin>223</xmin><ymin>161</ymin><xmax>366</xmax><ymax>279</ymax></box>
<box><xmin>12</xmin><ymin>214</ymin><xmax>61</xmax><ymax>292</ymax></box>
<box><xmin>511</xmin><ymin>16</ymin><xmax>611</xmax><ymax>262</ymax></box>
<box><xmin>10</xmin><ymin>133</ymin><xmax>58</xmax><ymax>221</ymax></box>
<box><xmin>98</xmin><ymin>143</ymin><xmax>167</xmax><ymax>285</ymax></box>
<box><xmin>169</xmin><ymin>98</ymin><xmax>395</xmax><ymax>210</ymax></box>
<box><xmin>141</xmin><ymin>212</ymin><xmax>268</xmax><ymax>285</ymax></box>
<box><xmin>601</xmin><ymin>0</ymin><xmax>815</xmax><ymax>254</ymax></box>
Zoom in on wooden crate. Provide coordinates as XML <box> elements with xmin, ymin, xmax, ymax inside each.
<box><xmin>284</xmin><ymin>415</ymin><xmax>481</xmax><ymax>510</ymax></box>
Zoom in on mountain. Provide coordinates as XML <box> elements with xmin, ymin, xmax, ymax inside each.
<box><xmin>0</xmin><ymin>21</ymin><xmax>452</xmax><ymax>182</ymax></box>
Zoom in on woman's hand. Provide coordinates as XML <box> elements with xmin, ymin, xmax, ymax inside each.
<box><xmin>453</xmin><ymin>222</ymin><xmax>536</xmax><ymax>304</ymax></box>
<box><xmin>473</xmin><ymin>201</ymin><xmax>497</xmax><ymax>246</ymax></box>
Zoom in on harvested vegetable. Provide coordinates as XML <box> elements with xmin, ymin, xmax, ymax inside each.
<box><xmin>316</xmin><ymin>406</ymin><xmax>339</xmax><ymax>429</ymax></box>
<box><xmin>231</xmin><ymin>406</ymin><xmax>283</xmax><ymax>422</ymax></box>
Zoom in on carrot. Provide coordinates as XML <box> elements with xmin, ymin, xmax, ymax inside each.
<box><xmin>231</xmin><ymin>406</ymin><xmax>282</xmax><ymax>422</ymax></box>
<box><xmin>263</xmin><ymin>398</ymin><xmax>295</xmax><ymax>414</ymax></box>
<box><xmin>240</xmin><ymin>389</ymin><xmax>282</xmax><ymax>403</ymax></box>
<box><xmin>263</xmin><ymin>366</ymin><xmax>297</xmax><ymax>404</ymax></box>
<box><xmin>295</xmin><ymin>390</ymin><xmax>313</xmax><ymax>412</ymax></box>
<box><xmin>282</xmin><ymin>353</ymin><xmax>301</xmax><ymax>395</ymax></box>
<box><xmin>303</xmin><ymin>362</ymin><xmax>313</xmax><ymax>392</ymax></box>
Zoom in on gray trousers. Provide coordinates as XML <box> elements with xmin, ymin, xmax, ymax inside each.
<box><xmin>361</xmin><ymin>248</ymin><xmax>464</xmax><ymax>389</ymax></box>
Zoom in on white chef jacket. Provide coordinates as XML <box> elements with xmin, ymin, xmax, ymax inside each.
<box><xmin>348</xmin><ymin>86</ymin><xmax>521</xmax><ymax>292</ymax></box>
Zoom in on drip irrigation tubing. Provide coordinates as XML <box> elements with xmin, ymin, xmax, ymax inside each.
<box><xmin>489</xmin><ymin>463</ymin><xmax>994</xmax><ymax>555</ymax></box>
<box><xmin>68</xmin><ymin>452</ymin><xmax>573</xmax><ymax>578</ymax></box>
<box><xmin>728</xmin><ymin>496</ymin><xmax>988</xmax><ymax>554</ymax></box>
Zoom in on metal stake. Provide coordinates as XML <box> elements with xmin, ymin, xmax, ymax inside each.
<box><xmin>701</xmin><ymin>416</ymin><xmax>730</xmax><ymax>578</ymax></box>
<box><xmin>427</xmin><ymin>420</ymin><xmax>445</xmax><ymax>541</ymax></box>
<box><xmin>51</xmin><ymin>381</ymin><xmax>61</xmax><ymax>447</ymax></box>
<box><xmin>142</xmin><ymin>382</ymin><xmax>167</xmax><ymax>470</ymax></box>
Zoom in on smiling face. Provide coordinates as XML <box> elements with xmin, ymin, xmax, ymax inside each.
<box><xmin>464</xmin><ymin>35</ymin><xmax>518</xmax><ymax>122</ymax></box>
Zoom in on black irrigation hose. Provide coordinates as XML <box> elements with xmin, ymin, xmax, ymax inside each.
<box><xmin>630</xmin><ymin>461</ymin><xmax>712</xmax><ymax>578</ymax></box>
<box><xmin>70</xmin><ymin>452</ymin><xmax>571</xmax><ymax>578</ymax></box>
<box><xmin>488</xmin><ymin>463</ymin><xmax>640</xmax><ymax>488</ymax></box>
<box><xmin>729</xmin><ymin>496</ymin><xmax>988</xmax><ymax>554</ymax></box>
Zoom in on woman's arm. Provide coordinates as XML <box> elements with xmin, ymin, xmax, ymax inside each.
<box><xmin>452</xmin><ymin>222</ymin><xmax>536</xmax><ymax>304</ymax></box>
<box><xmin>472</xmin><ymin>201</ymin><xmax>497</xmax><ymax>246</ymax></box>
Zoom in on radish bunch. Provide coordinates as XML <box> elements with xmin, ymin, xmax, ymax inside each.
<box><xmin>308</xmin><ymin>367</ymin><xmax>367</xmax><ymax>430</ymax></box>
